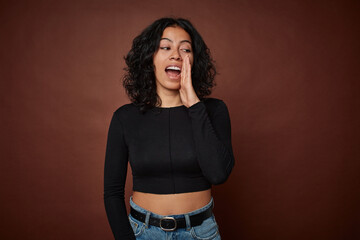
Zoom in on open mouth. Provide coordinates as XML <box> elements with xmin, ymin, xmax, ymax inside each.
<box><xmin>165</xmin><ymin>66</ymin><xmax>181</xmax><ymax>79</ymax></box>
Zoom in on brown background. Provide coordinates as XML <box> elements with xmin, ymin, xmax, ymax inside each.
<box><xmin>1</xmin><ymin>0</ymin><xmax>359</xmax><ymax>239</ymax></box>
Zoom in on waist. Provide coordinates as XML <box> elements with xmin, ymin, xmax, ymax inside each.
<box><xmin>132</xmin><ymin>189</ymin><xmax>212</xmax><ymax>215</ymax></box>
<box><xmin>132</xmin><ymin>175</ymin><xmax>211</xmax><ymax>194</ymax></box>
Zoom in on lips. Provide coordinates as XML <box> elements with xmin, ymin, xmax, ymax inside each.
<box><xmin>165</xmin><ymin>65</ymin><xmax>181</xmax><ymax>80</ymax></box>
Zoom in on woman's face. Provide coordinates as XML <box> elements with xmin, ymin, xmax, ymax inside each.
<box><xmin>153</xmin><ymin>26</ymin><xmax>194</xmax><ymax>92</ymax></box>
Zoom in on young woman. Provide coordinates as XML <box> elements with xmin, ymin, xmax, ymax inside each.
<box><xmin>104</xmin><ymin>17</ymin><xmax>235</xmax><ymax>240</ymax></box>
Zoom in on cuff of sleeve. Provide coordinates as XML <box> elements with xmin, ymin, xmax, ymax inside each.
<box><xmin>188</xmin><ymin>101</ymin><xmax>204</xmax><ymax>110</ymax></box>
<box><xmin>188</xmin><ymin>101</ymin><xmax>207</xmax><ymax>117</ymax></box>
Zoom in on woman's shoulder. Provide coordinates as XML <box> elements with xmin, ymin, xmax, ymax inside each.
<box><xmin>202</xmin><ymin>97</ymin><xmax>228</xmax><ymax>111</ymax></box>
<box><xmin>113</xmin><ymin>102</ymin><xmax>134</xmax><ymax>111</ymax></box>
<box><xmin>112</xmin><ymin>102</ymin><xmax>138</xmax><ymax>119</ymax></box>
<box><xmin>203</xmin><ymin>97</ymin><xmax>224</xmax><ymax>104</ymax></box>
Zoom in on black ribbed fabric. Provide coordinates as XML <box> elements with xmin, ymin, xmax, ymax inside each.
<box><xmin>103</xmin><ymin>97</ymin><xmax>235</xmax><ymax>239</ymax></box>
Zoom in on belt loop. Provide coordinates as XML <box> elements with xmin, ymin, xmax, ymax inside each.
<box><xmin>145</xmin><ymin>211</ymin><xmax>151</xmax><ymax>228</ymax></box>
<box><xmin>184</xmin><ymin>214</ymin><xmax>191</xmax><ymax>231</ymax></box>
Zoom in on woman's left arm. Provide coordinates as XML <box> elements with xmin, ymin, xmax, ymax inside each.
<box><xmin>180</xmin><ymin>55</ymin><xmax>235</xmax><ymax>184</ymax></box>
<box><xmin>187</xmin><ymin>99</ymin><xmax>235</xmax><ymax>185</ymax></box>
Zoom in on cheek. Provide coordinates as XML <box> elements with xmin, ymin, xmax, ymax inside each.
<box><xmin>153</xmin><ymin>59</ymin><xmax>162</xmax><ymax>73</ymax></box>
<box><xmin>154</xmin><ymin>67</ymin><xmax>163</xmax><ymax>78</ymax></box>
<box><xmin>180</xmin><ymin>52</ymin><xmax>194</xmax><ymax>65</ymax></box>
<box><xmin>190</xmin><ymin>55</ymin><xmax>194</xmax><ymax>66</ymax></box>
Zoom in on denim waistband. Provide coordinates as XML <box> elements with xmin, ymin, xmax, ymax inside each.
<box><xmin>129</xmin><ymin>195</ymin><xmax>214</xmax><ymax>219</ymax></box>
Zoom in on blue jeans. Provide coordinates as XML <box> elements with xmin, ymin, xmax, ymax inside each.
<box><xmin>129</xmin><ymin>196</ymin><xmax>221</xmax><ymax>240</ymax></box>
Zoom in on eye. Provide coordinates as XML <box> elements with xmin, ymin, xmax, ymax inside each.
<box><xmin>160</xmin><ymin>47</ymin><xmax>170</xmax><ymax>50</ymax></box>
<box><xmin>181</xmin><ymin>48</ymin><xmax>191</xmax><ymax>53</ymax></box>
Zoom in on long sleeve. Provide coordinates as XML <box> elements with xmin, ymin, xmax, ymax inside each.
<box><xmin>188</xmin><ymin>99</ymin><xmax>235</xmax><ymax>185</ymax></box>
<box><xmin>104</xmin><ymin>112</ymin><xmax>135</xmax><ymax>240</ymax></box>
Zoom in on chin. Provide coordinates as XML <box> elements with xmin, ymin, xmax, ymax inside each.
<box><xmin>166</xmin><ymin>83</ymin><xmax>181</xmax><ymax>90</ymax></box>
<box><xmin>157</xmin><ymin>79</ymin><xmax>181</xmax><ymax>91</ymax></box>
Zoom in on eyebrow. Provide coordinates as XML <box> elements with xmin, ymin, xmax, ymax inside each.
<box><xmin>160</xmin><ymin>38</ymin><xmax>192</xmax><ymax>44</ymax></box>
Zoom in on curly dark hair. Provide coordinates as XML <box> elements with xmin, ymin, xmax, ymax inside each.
<box><xmin>123</xmin><ymin>17</ymin><xmax>217</xmax><ymax>113</ymax></box>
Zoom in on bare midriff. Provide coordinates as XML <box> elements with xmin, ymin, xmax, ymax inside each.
<box><xmin>132</xmin><ymin>189</ymin><xmax>212</xmax><ymax>215</ymax></box>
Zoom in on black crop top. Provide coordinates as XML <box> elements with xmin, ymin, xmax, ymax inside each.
<box><xmin>103</xmin><ymin>97</ymin><xmax>235</xmax><ymax>239</ymax></box>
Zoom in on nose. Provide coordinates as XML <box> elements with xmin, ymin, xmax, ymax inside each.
<box><xmin>170</xmin><ymin>49</ymin><xmax>181</xmax><ymax>61</ymax></box>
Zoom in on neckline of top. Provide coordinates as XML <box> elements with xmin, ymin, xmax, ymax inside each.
<box><xmin>154</xmin><ymin>105</ymin><xmax>186</xmax><ymax>109</ymax></box>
